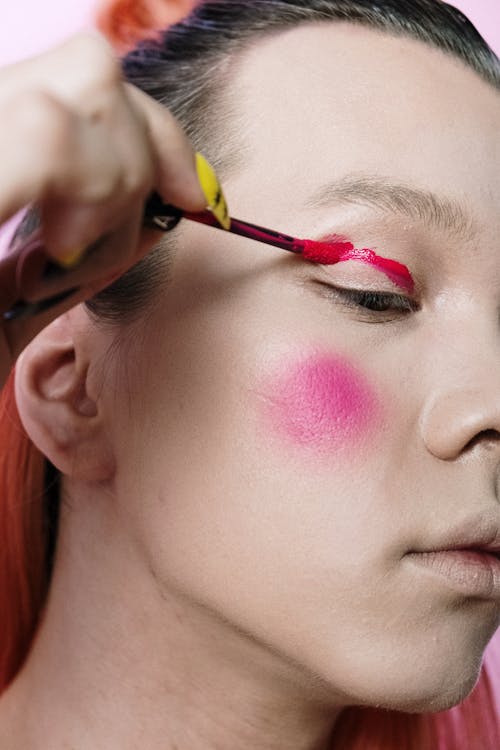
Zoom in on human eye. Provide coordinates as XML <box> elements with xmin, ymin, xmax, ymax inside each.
<box><xmin>314</xmin><ymin>281</ymin><xmax>419</xmax><ymax>322</ymax></box>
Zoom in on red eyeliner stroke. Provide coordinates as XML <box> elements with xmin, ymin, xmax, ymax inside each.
<box><xmin>176</xmin><ymin>204</ymin><xmax>415</xmax><ymax>293</ymax></box>
<box><xmin>2</xmin><ymin>193</ymin><xmax>415</xmax><ymax>322</ymax></box>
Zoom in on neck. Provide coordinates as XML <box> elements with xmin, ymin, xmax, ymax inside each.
<box><xmin>0</xmin><ymin>485</ymin><xmax>342</xmax><ymax>750</ymax></box>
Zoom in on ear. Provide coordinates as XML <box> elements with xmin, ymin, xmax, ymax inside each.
<box><xmin>15</xmin><ymin>310</ymin><xmax>116</xmax><ymax>482</ymax></box>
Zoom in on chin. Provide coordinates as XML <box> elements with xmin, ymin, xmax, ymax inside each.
<box><xmin>344</xmin><ymin>622</ymin><xmax>495</xmax><ymax>714</ymax></box>
<box><xmin>352</xmin><ymin>665</ymin><xmax>483</xmax><ymax>715</ymax></box>
<box><xmin>311</xmin><ymin>647</ymin><xmax>485</xmax><ymax>716</ymax></box>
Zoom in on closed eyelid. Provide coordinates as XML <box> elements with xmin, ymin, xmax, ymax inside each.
<box><xmin>314</xmin><ymin>282</ymin><xmax>419</xmax><ymax>318</ymax></box>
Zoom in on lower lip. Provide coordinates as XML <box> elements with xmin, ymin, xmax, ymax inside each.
<box><xmin>406</xmin><ymin>550</ymin><xmax>500</xmax><ymax>599</ymax></box>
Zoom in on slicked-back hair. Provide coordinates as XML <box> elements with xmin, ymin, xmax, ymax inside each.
<box><xmin>123</xmin><ymin>0</ymin><xmax>500</xmax><ymax>156</ymax></box>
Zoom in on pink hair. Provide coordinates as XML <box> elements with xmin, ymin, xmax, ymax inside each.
<box><xmin>0</xmin><ymin>374</ymin><xmax>498</xmax><ymax>745</ymax></box>
<box><xmin>0</xmin><ymin>371</ymin><xmax>49</xmax><ymax>689</ymax></box>
<box><xmin>95</xmin><ymin>0</ymin><xmax>196</xmax><ymax>52</ymax></box>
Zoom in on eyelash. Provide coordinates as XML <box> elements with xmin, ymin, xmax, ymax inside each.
<box><xmin>316</xmin><ymin>282</ymin><xmax>419</xmax><ymax>319</ymax></box>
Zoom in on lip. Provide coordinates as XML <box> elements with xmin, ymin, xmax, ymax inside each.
<box><xmin>421</xmin><ymin>517</ymin><xmax>500</xmax><ymax>557</ymax></box>
<box><xmin>406</xmin><ymin>515</ymin><xmax>500</xmax><ymax>598</ymax></box>
<box><xmin>405</xmin><ymin>549</ymin><xmax>500</xmax><ymax>598</ymax></box>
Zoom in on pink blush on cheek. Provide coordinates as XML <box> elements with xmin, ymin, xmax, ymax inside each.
<box><xmin>261</xmin><ymin>354</ymin><xmax>381</xmax><ymax>454</ymax></box>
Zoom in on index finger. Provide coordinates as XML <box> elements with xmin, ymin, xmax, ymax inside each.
<box><xmin>123</xmin><ymin>82</ymin><xmax>207</xmax><ymax>212</ymax></box>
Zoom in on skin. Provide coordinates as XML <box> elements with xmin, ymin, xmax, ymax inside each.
<box><xmin>1</xmin><ymin>21</ymin><xmax>500</xmax><ymax>750</ymax></box>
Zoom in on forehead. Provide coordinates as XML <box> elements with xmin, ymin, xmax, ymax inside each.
<box><xmin>228</xmin><ymin>23</ymin><xmax>500</xmax><ymax>226</ymax></box>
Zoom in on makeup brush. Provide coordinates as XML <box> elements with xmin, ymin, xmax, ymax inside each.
<box><xmin>2</xmin><ymin>191</ymin><xmax>413</xmax><ymax>321</ymax></box>
<box><xmin>143</xmin><ymin>192</ymin><xmax>414</xmax><ymax>291</ymax></box>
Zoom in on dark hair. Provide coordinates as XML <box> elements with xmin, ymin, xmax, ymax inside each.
<box><xmin>10</xmin><ymin>0</ymin><xmax>500</xmax><ymax>323</ymax></box>
<box><xmin>122</xmin><ymin>0</ymin><xmax>500</xmax><ymax>144</ymax></box>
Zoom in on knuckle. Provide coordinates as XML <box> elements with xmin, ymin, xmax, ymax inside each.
<box><xmin>70</xmin><ymin>31</ymin><xmax>122</xmax><ymax>87</ymax></box>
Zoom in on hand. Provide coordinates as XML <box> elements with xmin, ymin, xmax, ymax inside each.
<box><xmin>0</xmin><ymin>31</ymin><xmax>214</xmax><ymax>386</ymax></box>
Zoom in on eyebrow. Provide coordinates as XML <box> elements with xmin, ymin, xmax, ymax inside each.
<box><xmin>305</xmin><ymin>174</ymin><xmax>477</xmax><ymax>241</ymax></box>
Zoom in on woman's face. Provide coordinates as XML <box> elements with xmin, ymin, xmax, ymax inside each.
<box><xmin>103</xmin><ymin>24</ymin><xmax>500</xmax><ymax>711</ymax></box>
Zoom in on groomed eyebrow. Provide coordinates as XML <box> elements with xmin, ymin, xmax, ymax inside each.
<box><xmin>306</xmin><ymin>174</ymin><xmax>477</xmax><ymax>241</ymax></box>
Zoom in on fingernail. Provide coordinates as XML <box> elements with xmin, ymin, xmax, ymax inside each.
<box><xmin>52</xmin><ymin>245</ymin><xmax>87</xmax><ymax>269</ymax></box>
<box><xmin>195</xmin><ymin>152</ymin><xmax>230</xmax><ymax>230</ymax></box>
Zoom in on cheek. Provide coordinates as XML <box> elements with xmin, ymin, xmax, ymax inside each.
<box><xmin>258</xmin><ymin>353</ymin><xmax>382</xmax><ymax>457</ymax></box>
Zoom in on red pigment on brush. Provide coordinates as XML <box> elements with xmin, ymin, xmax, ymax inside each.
<box><xmin>300</xmin><ymin>239</ymin><xmax>414</xmax><ymax>293</ymax></box>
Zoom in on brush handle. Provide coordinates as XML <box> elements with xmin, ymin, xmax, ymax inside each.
<box><xmin>145</xmin><ymin>192</ymin><xmax>306</xmax><ymax>255</ymax></box>
<box><xmin>144</xmin><ymin>193</ymin><xmax>303</xmax><ymax>255</ymax></box>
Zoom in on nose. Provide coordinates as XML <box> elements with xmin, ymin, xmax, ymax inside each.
<box><xmin>421</xmin><ymin>387</ymin><xmax>500</xmax><ymax>460</ymax></box>
<box><xmin>421</xmin><ymin>326</ymin><xmax>500</xmax><ymax>460</ymax></box>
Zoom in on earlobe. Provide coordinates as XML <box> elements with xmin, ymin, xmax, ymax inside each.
<box><xmin>15</xmin><ymin>312</ymin><xmax>115</xmax><ymax>482</ymax></box>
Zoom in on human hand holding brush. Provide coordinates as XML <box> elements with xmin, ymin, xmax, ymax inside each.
<box><xmin>0</xmin><ymin>31</ymin><xmax>218</xmax><ymax>387</ymax></box>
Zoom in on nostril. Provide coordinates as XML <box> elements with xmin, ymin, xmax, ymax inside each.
<box><xmin>464</xmin><ymin>429</ymin><xmax>500</xmax><ymax>452</ymax></box>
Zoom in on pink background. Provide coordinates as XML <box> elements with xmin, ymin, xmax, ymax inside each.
<box><xmin>0</xmin><ymin>0</ymin><xmax>498</xmax><ymax>251</ymax></box>
<box><xmin>0</xmin><ymin>1</ymin><xmax>498</xmax><ymax>67</ymax></box>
